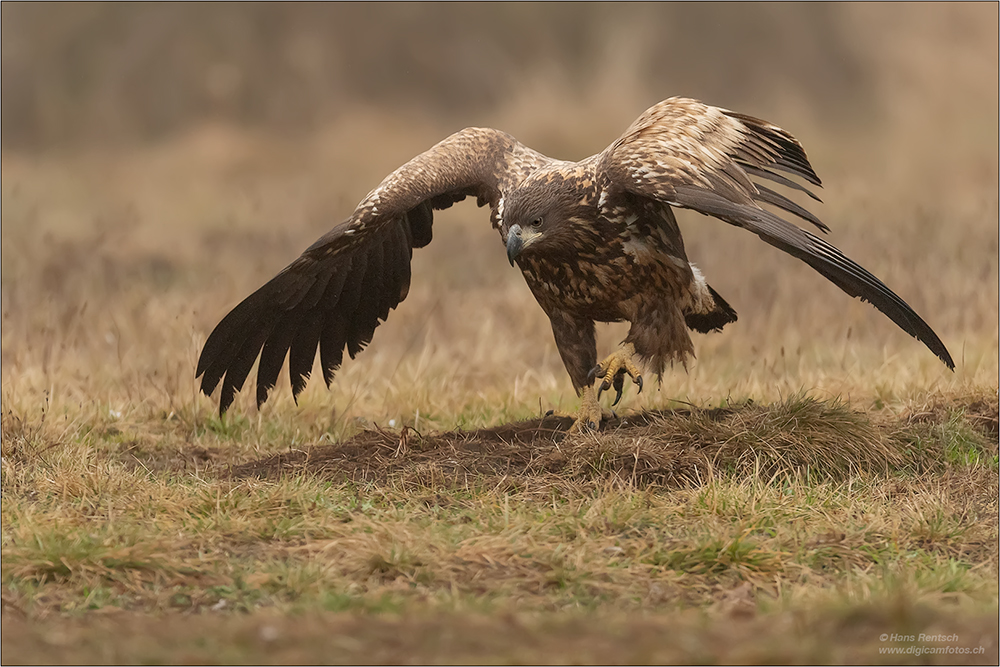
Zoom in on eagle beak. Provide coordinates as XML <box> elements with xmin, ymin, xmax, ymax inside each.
<box><xmin>506</xmin><ymin>224</ymin><xmax>541</xmax><ymax>267</ymax></box>
<box><xmin>506</xmin><ymin>225</ymin><xmax>524</xmax><ymax>266</ymax></box>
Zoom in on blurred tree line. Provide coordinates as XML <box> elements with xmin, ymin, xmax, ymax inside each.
<box><xmin>2</xmin><ymin>3</ymin><xmax>873</xmax><ymax>150</ymax></box>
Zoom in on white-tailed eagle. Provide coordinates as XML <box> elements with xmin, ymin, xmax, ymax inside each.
<box><xmin>197</xmin><ymin>97</ymin><xmax>953</xmax><ymax>429</ymax></box>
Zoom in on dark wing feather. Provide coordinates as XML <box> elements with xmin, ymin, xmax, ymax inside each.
<box><xmin>671</xmin><ymin>185</ymin><xmax>953</xmax><ymax>369</ymax></box>
<box><xmin>256</xmin><ymin>316</ymin><xmax>298</xmax><ymax>407</ymax></box>
<box><xmin>751</xmin><ymin>182</ymin><xmax>828</xmax><ymax>232</ymax></box>
<box><xmin>599</xmin><ymin>97</ymin><xmax>953</xmax><ymax>370</ymax></box>
<box><xmin>738</xmin><ymin>162</ymin><xmax>822</xmax><ymax>202</ymax></box>
<box><xmin>197</xmin><ymin>128</ymin><xmax>551</xmax><ymax>413</ymax></box>
<box><xmin>219</xmin><ymin>323</ymin><xmax>277</xmax><ymax>413</ymax></box>
<box><xmin>347</xmin><ymin>239</ymin><xmax>382</xmax><ymax>359</ymax></box>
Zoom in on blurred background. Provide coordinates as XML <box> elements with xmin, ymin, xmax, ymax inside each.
<box><xmin>2</xmin><ymin>3</ymin><xmax>884</xmax><ymax>150</ymax></box>
<box><xmin>2</xmin><ymin>3</ymin><xmax>997</xmax><ymax>424</ymax></box>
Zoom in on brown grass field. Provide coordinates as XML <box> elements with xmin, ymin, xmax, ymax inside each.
<box><xmin>2</xmin><ymin>4</ymin><xmax>998</xmax><ymax>664</ymax></box>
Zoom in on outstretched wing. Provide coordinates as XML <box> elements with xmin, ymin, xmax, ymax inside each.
<box><xmin>598</xmin><ymin>97</ymin><xmax>954</xmax><ymax>370</ymax></box>
<box><xmin>197</xmin><ymin>128</ymin><xmax>552</xmax><ymax>413</ymax></box>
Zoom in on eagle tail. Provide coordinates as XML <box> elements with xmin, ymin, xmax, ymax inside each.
<box><xmin>685</xmin><ymin>284</ymin><xmax>738</xmax><ymax>334</ymax></box>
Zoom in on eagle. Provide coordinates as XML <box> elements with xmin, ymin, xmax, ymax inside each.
<box><xmin>196</xmin><ymin>97</ymin><xmax>954</xmax><ymax>430</ymax></box>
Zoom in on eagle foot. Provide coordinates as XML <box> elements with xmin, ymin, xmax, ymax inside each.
<box><xmin>569</xmin><ymin>386</ymin><xmax>612</xmax><ymax>433</ymax></box>
<box><xmin>589</xmin><ymin>343</ymin><xmax>644</xmax><ymax>407</ymax></box>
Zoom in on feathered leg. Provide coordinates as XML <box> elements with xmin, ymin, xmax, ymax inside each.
<box><xmin>548</xmin><ymin>311</ymin><xmax>616</xmax><ymax>431</ymax></box>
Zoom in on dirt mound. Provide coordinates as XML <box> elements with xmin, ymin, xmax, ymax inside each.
<box><xmin>229</xmin><ymin>398</ymin><xmax>947</xmax><ymax>489</ymax></box>
<box><xmin>229</xmin><ymin>409</ymin><xmax>686</xmax><ymax>487</ymax></box>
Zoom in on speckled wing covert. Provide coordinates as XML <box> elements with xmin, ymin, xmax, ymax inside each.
<box><xmin>598</xmin><ymin>97</ymin><xmax>955</xmax><ymax>370</ymax></box>
<box><xmin>196</xmin><ymin>128</ymin><xmax>551</xmax><ymax>413</ymax></box>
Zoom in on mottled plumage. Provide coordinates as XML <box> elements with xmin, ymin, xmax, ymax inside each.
<box><xmin>197</xmin><ymin>97</ymin><xmax>954</xmax><ymax>427</ymax></box>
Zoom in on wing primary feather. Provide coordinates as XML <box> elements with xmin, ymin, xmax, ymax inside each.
<box><xmin>314</xmin><ymin>265</ymin><xmax>353</xmax><ymax>387</ymax></box>
<box><xmin>704</xmin><ymin>171</ymin><xmax>754</xmax><ymax>207</ymax></box>
<box><xmin>729</xmin><ymin>117</ymin><xmax>822</xmax><ymax>185</ymax></box>
<box><xmin>728</xmin><ymin>112</ymin><xmax>814</xmax><ymax>164</ymax></box>
<box><xmin>332</xmin><ymin>243</ymin><xmax>370</xmax><ymax>360</ymax></box>
<box><xmin>272</xmin><ymin>266</ymin><xmax>316</xmax><ymax>309</ymax></box>
<box><xmin>255</xmin><ymin>318</ymin><xmax>299</xmax><ymax>407</ymax></box>
<box><xmin>219</xmin><ymin>321</ymin><xmax>278</xmax><ymax>414</ymax></box>
<box><xmin>390</xmin><ymin>220</ymin><xmax>414</xmax><ymax>302</ymax></box>
<box><xmin>197</xmin><ymin>292</ymin><xmax>274</xmax><ymax>394</ymax></box>
<box><xmin>720</xmin><ymin>161</ymin><xmax>758</xmax><ymax>197</ymax></box>
<box><xmin>347</xmin><ymin>237</ymin><xmax>386</xmax><ymax>359</ymax></box>
<box><xmin>379</xmin><ymin>222</ymin><xmax>408</xmax><ymax>319</ymax></box>
<box><xmin>672</xmin><ymin>185</ymin><xmax>954</xmax><ymax>370</ymax></box>
<box><xmin>738</xmin><ymin>162</ymin><xmax>822</xmax><ymax>202</ymax></box>
<box><xmin>253</xmin><ymin>261</ymin><xmax>338</xmax><ymax>405</ymax></box>
<box><xmin>731</xmin><ymin>142</ymin><xmax>776</xmax><ymax>167</ymax></box>
<box><xmin>751</xmin><ymin>183</ymin><xmax>830</xmax><ymax>233</ymax></box>
<box><xmin>287</xmin><ymin>315</ymin><xmax>324</xmax><ymax>400</ymax></box>
<box><xmin>294</xmin><ymin>262</ymin><xmax>337</xmax><ymax>312</ymax></box>
<box><xmin>771</xmin><ymin>156</ymin><xmax>822</xmax><ymax>185</ymax></box>
<box><xmin>319</xmin><ymin>311</ymin><xmax>349</xmax><ymax>387</ymax></box>
<box><xmin>765</xmin><ymin>160</ymin><xmax>823</xmax><ymax>187</ymax></box>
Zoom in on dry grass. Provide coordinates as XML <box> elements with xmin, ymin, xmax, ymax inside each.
<box><xmin>2</xmin><ymin>4</ymin><xmax>998</xmax><ymax>663</ymax></box>
<box><xmin>2</xmin><ymin>390</ymin><xmax>997</xmax><ymax>661</ymax></box>
<box><xmin>224</xmin><ymin>395</ymin><xmax>996</xmax><ymax>488</ymax></box>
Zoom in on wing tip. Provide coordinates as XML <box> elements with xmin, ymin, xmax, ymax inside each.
<box><xmin>934</xmin><ymin>345</ymin><xmax>956</xmax><ymax>371</ymax></box>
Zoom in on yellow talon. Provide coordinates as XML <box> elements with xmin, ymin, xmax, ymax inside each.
<box><xmin>589</xmin><ymin>343</ymin><xmax>645</xmax><ymax>406</ymax></box>
<box><xmin>567</xmin><ymin>344</ymin><xmax>645</xmax><ymax>431</ymax></box>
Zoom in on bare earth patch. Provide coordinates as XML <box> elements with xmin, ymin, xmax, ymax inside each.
<box><xmin>229</xmin><ymin>396</ymin><xmax>996</xmax><ymax>488</ymax></box>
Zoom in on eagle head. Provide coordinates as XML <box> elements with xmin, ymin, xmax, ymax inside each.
<box><xmin>502</xmin><ymin>175</ymin><xmax>587</xmax><ymax>267</ymax></box>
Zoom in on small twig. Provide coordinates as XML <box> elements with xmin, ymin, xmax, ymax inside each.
<box><xmin>394</xmin><ymin>425</ymin><xmax>411</xmax><ymax>458</ymax></box>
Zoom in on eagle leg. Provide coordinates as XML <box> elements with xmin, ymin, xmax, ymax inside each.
<box><xmin>589</xmin><ymin>343</ymin><xmax>644</xmax><ymax>405</ymax></box>
<box><xmin>569</xmin><ymin>385</ymin><xmax>605</xmax><ymax>433</ymax></box>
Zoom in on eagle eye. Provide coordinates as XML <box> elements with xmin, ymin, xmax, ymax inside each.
<box><xmin>530</xmin><ymin>216</ymin><xmax>543</xmax><ymax>228</ymax></box>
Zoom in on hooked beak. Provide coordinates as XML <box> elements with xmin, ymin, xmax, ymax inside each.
<box><xmin>506</xmin><ymin>225</ymin><xmax>523</xmax><ymax>266</ymax></box>
<box><xmin>505</xmin><ymin>224</ymin><xmax>540</xmax><ymax>267</ymax></box>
